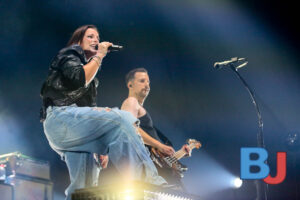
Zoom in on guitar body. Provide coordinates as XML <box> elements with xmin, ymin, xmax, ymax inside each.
<box><xmin>147</xmin><ymin>139</ymin><xmax>201</xmax><ymax>179</ymax></box>
<box><xmin>150</xmin><ymin>148</ymin><xmax>187</xmax><ymax>178</ymax></box>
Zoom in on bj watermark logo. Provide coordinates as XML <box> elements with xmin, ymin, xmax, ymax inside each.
<box><xmin>240</xmin><ymin>147</ymin><xmax>286</xmax><ymax>184</ymax></box>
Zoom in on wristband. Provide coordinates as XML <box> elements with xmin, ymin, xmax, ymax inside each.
<box><xmin>93</xmin><ymin>55</ymin><xmax>101</xmax><ymax>62</ymax></box>
<box><xmin>92</xmin><ymin>58</ymin><xmax>100</xmax><ymax>66</ymax></box>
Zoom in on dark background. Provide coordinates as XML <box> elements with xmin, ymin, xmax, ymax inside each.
<box><xmin>0</xmin><ymin>0</ymin><xmax>299</xmax><ymax>199</ymax></box>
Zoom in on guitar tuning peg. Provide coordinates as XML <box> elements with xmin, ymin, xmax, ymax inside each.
<box><xmin>186</xmin><ymin>139</ymin><xmax>193</xmax><ymax>144</ymax></box>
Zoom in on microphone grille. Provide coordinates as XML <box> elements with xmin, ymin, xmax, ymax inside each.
<box><xmin>213</xmin><ymin>62</ymin><xmax>220</xmax><ymax>69</ymax></box>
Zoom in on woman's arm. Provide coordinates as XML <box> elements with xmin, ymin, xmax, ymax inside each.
<box><xmin>83</xmin><ymin>42</ymin><xmax>112</xmax><ymax>84</ymax></box>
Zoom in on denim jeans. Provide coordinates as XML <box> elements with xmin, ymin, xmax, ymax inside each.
<box><xmin>63</xmin><ymin>152</ymin><xmax>100</xmax><ymax>199</ymax></box>
<box><xmin>43</xmin><ymin>105</ymin><xmax>166</xmax><ymax>199</ymax></box>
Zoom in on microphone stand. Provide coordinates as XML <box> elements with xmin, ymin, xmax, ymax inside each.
<box><xmin>229</xmin><ymin>64</ymin><xmax>268</xmax><ymax>200</ymax></box>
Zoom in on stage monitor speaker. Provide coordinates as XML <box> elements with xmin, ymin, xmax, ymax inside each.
<box><xmin>0</xmin><ymin>182</ymin><xmax>14</xmax><ymax>200</ymax></box>
<box><xmin>72</xmin><ymin>181</ymin><xmax>200</xmax><ymax>200</ymax></box>
<box><xmin>0</xmin><ymin>152</ymin><xmax>50</xmax><ymax>180</ymax></box>
<box><xmin>6</xmin><ymin>175</ymin><xmax>53</xmax><ymax>200</ymax></box>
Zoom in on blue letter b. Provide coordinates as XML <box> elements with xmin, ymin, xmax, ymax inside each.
<box><xmin>241</xmin><ymin>147</ymin><xmax>269</xmax><ymax>179</ymax></box>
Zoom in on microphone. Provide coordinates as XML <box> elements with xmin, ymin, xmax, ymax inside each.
<box><xmin>95</xmin><ymin>44</ymin><xmax>123</xmax><ymax>52</ymax></box>
<box><xmin>108</xmin><ymin>44</ymin><xmax>123</xmax><ymax>52</ymax></box>
<box><xmin>214</xmin><ymin>57</ymin><xmax>247</xmax><ymax>69</ymax></box>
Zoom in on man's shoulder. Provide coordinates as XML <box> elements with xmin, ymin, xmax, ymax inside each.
<box><xmin>121</xmin><ymin>97</ymin><xmax>142</xmax><ymax>118</ymax></box>
<box><xmin>123</xmin><ymin>97</ymin><xmax>140</xmax><ymax>109</ymax></box>
<box><xmin>123</xmin><ymin>97</ymin><xmax>139</xmax><ymax>106</ymax></box>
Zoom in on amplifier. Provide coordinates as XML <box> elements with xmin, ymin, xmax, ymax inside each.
<box><xmin>72</xmin><ymin>181</ymin><xmax>200</xmax><ymax>200</ymax></box>
<box><xmin>0</xmin><ymin>152</ymin><xmax>50</xmax><ymax>180</ymax></box>
<box><xmin>0</xmin><ymin>182</ymin><xmax>14</xmax><ymax>200</ymax></box>
<box><xmin>6</xmin><ymin>175</ymin><xmax>53</xmax><ymax>200</ymax></box>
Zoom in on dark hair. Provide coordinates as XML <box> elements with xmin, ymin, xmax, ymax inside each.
<box><xmin>125</xmin><ymin>68</ymin><xmax>148</xmax><ymax>85</ymax></box>
<box><xmin>67</xmin><ymin>25</ymin><xmax>98</xmax><ymax>46</ymax></box>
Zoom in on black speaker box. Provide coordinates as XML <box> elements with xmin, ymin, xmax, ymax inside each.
<box><xmin>72</xmin><ymin>181</ymin><xmax>199</xmax><ymax>200</ymax></box>
<box><xmin>6</xmin><ymin>175</ymin><xmax>53</xmax><ymax>200</ymax></box>
<box><xmin>0</xmin><ymin>182</ymin><xmax>14</xmax><ymax>200</ymax></box>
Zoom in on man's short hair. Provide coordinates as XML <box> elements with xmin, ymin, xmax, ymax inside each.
<box><xmin>125</xmin><ymin>68</ymin><xmax>148</xmax><ymax>85</ymax></box>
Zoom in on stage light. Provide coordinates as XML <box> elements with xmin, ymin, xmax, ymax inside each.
<box><xmin>122</xmin><ymin>189</ymin><xmax>134</xmax><ymax>200</ymax></box>
<box><xmin>233</xmin><ymin>177</ymin><xmax>243</xmax><ymax>188</ymax></box>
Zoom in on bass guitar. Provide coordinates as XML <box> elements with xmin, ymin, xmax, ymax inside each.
<box><xmin>149</xmin><ymin>139</ymin><xmax>201</xmax><ymax>178</ymax></box>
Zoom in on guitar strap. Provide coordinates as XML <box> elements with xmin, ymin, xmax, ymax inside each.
<box><xmin>154</xmin><ymin>126</ymin><xmax>174</xmax><ymax>147</ymax></box>
<box><xmin>152</xmin><ymin>127</ymin><xmax>187</xmax><ymax>191</ymax></box>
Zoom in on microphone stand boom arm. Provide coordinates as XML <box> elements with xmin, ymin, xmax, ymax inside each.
<box><xmin>229</xmin><ymin>64</ymin><xmax>268</xmax><ymax>200</ymax></box>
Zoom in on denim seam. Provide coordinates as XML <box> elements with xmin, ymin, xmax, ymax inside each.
<box><xmin>117</xmin><ymin>122</ymin><xmax>148</xmax><ymax>163</ymax></box>
<box><xmin>51</xmin><ymin>107</ymin><xmax>146</xmax><ymax>166</ymax></box>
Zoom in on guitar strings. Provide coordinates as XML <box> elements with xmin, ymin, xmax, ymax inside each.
<box><xmin>168</xmin><ymin>150</ymin><xmax>185</xmax><ymax>163</ymax></box>
<box><xmin>168</xmin><ymin>144</ymin><xmax>195</xmax><ymax>164</ymax></box>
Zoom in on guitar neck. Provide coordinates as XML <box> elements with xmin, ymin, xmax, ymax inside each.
<box><xmin>173</xmin><ymin>143</ymin><xmax>195</xmax><ymax>161</ymax></box>
<box><xmin>173</xmin><ymin>149</ymin><xmax>186</xmax><ymax>160</ymax></box>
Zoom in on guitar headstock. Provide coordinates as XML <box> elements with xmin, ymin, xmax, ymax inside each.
<box><xmin>187</xmin><ymin>139</ymin><xmax>202</xmax><ymax>149</ymax></box>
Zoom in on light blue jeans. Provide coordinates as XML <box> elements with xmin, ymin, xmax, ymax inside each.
<box><xmin>43</xmin><ymin>105</ymin><xmax>166</xmax><ymax>199</ymax></box>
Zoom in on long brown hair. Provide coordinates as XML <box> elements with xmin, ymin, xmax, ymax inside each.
<box><xmin>67</xmin><ymin>25</ymin><xmax>98</xmax><ymax>46</ymax></box>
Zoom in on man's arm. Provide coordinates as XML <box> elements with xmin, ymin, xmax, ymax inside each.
<box><xmin>121</xmin><ymin>97</ymin><xmax>139</xmax><ymax>118</ymax></box>
<box><xmin>138</xmin><ymin>127</ymin><xmax>175</xmax><ymax>156</ymax></box>
<box><xmin>121</xmin><ymin>97</ymin><xmax>175</xmax><ymax>156</ymax></box>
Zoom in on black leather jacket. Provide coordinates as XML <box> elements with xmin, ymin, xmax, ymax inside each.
<box><xmin>40</xmin><ymin>45</ymin><xmax>99</xmax><ymax>121</ymax></box>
